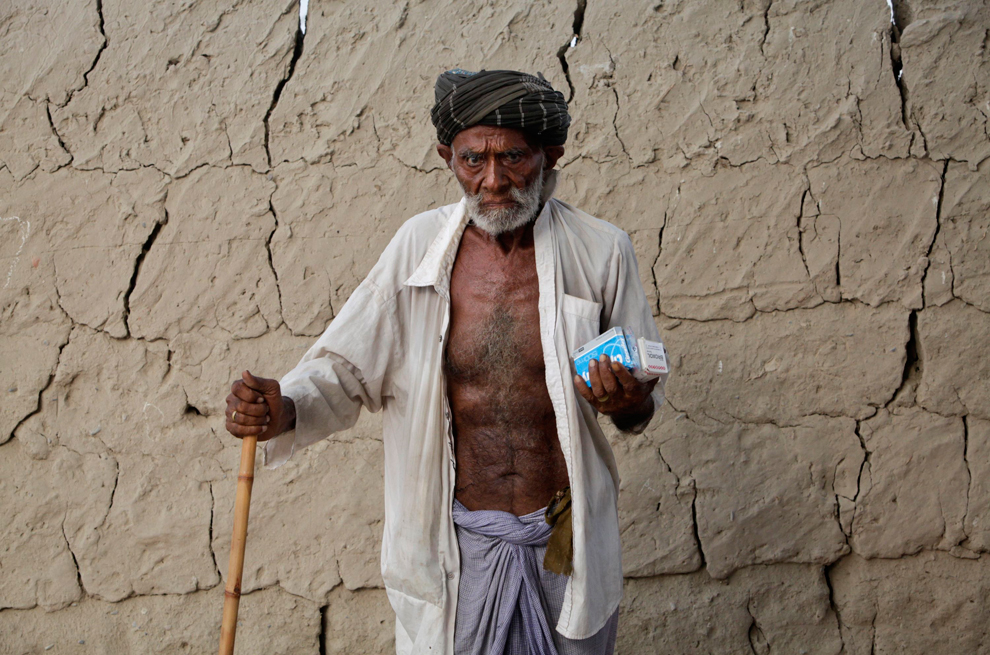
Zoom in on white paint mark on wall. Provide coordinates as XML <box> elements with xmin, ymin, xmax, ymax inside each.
<box><xmin>718</xmin><ymin>360</ymin><xmax>723</xmax><ymax>374</ymax></box>
<box><xmin>577</xmin><ymin>62</ymin><xmax>613</xmax><ymax>76</ymax></box>
<box><xmin>142</xmin><ymin>402</ymin><xmax>166</xmax><ymax>420</ymax></box>
<box><xmin>300</xmin><ymin>0</ymin><xmax>308</xmax><ymax>34</ymax></box>
<box><xmin>1</xmin><ymin>216</ymin><xmax>30</xmax><ymax>289</ymax></box>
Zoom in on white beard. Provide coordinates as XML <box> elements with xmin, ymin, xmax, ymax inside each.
<box><xmin>464</xmin><ymin>171</ymin><xmax>545</xmax><ymax>236</ymax></box>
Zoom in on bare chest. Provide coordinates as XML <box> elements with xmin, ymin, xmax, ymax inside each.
<box><xmin>443</xmin><ymin>230</ymin><xmax>566</xmax><ymax>513</ymax></box>
<box><xmin>445</xmin><ymin>244</ymin><xmax>543</xmax><ymax>382</ymax></box>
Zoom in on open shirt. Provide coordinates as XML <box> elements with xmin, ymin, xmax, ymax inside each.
<box><xmin>264</xmin><ymin>184</ymin><xmax>665</xmax><ymax>654</ymax></box>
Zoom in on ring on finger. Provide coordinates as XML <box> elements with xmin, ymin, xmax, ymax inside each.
<box><xmin>596</xmin><ymin>393</ymin><xmax>610</xmax><ymax>403</ymax></box>
<box><xmin>232</xmin><ymin>410</ymin><xmax>237</xmax><ymax>421</ymax></box>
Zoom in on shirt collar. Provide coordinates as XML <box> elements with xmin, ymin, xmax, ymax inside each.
<box><xmin>404</xmin><ymin>198</ymin><xmax>469</xmax><ymax>294</ymax></box>
<box><xmin>403</xmin><ymin>170</ymin><xmax>559</xmax><ymax>294</ymax></box>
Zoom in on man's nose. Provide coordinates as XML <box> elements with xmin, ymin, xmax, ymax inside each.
<box><xmin>480</xmin><ymin>159</ymin><xmax>509</xmax><ymax>194</ymax></box>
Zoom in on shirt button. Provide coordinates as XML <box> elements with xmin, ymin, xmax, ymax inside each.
<box><xmin>447</xmin><ymin>571</ymin><xmax>456</xmax><ymax>579</ymax></box>
<box><xmin>439</xmin><ymin>334</ymin><xmax>443</xmax><ymax>342</ymax></box>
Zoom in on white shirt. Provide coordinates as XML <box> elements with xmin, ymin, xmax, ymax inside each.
<box><xmin>264</xmin><ymin>179</ymin><xmax>665</xmax><ymax>654</ymax></box>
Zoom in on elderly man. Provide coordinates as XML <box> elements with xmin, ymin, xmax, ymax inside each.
<box><xmin>225</xmin><ymin>69</ymin><xmax>665</xmax><ymax>655</ymax></box>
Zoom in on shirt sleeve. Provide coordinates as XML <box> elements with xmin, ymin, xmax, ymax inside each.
<box><xmin>263</xmin><ymin>279</ymin><xmax>396</xmax><ymax>468</ymax></box>
<box><xmin>600</xmin><ymin>230</ymin><xmax>668</xmax><ymax>434</ymax></box>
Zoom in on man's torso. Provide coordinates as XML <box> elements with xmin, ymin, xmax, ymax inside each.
<box><xmin>444</xmin><ymin>223</ymin><xmax>569</xmax><ymax>516</ymax></box>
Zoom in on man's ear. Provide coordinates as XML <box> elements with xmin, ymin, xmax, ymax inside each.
<box><xmin>543</xmin><ymin>145</ymin><xmax>565</xmax><ymax>170</ymax></box>
<box><xmin>437</xmin><ymin>144</ymin><xmax>453</xmax><ymax>168</ymax></box>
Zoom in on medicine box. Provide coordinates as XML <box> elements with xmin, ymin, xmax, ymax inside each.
<box><xmin>635</xmin><ymin>337</ymin><xmax>669</xmax><ymax>378</ymax></box>
<box><xmin>572</xmin><ymin>327</ymin><xmax>668</xmax><ymax>387</ymax></box>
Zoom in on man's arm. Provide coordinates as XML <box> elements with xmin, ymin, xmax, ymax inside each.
<box><xmin>579</xmin><ymin>229</ymin><xmax>668</xmax><ymax>433</ymax></box>
<box><xmin>222</xmin><ymin>276</ymin><xmax>396</xmax><ymax>468</ymax></box>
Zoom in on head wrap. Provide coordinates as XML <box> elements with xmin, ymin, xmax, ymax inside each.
<box><xmin>430</xmin><ymin>69</ymin><xmax>570</xmax><ymax>147</ymax></box>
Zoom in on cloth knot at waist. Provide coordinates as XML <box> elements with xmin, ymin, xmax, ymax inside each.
<box><xmin>452</xmin><ymin>499</ymin><xmax>559</xmax><ymax>655</ymax></box>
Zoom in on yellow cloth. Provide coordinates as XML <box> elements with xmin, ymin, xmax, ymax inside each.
<box><xmin>544</xmin><ymin>487</ymin><xmax>573</xmax><ymax>576</ymax></box>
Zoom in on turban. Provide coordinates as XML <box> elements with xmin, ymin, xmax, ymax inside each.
<box><xmin>430</xmin><ymin>69</ymin><xmax>570</xmax><ymax>146</ymax></box>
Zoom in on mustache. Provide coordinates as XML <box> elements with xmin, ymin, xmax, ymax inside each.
<box><xmin>477</xmin><ymin>186</ymin><xmax>531</xmax><ymax>206</ymax></box>
<box><xmin>463</xmin><ymin>174</ymin><xmax>544</xmax><ymax>236</ymax></box>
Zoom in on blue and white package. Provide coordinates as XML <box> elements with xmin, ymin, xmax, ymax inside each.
<box><xmin>573</xmin><ymin>327</ymin><xmax>669</xmax><ymax>387</ymax></box>
<box><xmin>572</xmin><ymin>327</ymin><xmax>636</xmax><ymax>387</ymax></box>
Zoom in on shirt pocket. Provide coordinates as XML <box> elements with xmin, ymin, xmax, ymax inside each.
<box><xmin>561</xmin><ymin>293</ymin><xmax>603</xmax><ymax>351</ymax></box>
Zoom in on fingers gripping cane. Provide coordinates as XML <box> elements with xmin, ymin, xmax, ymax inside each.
<box><xmin>218</xmin><ymin>434</ymin><xmax>257</xmax><ymax>655</ymax></box>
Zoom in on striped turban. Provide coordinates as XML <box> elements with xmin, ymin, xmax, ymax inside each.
<box><xmin>430</xmin><ymin>69</ymin><xmax>571</xmax><ymax>146</ymax></box>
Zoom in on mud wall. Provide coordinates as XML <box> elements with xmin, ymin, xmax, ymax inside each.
<box><xmin>2</xmin><ymin>0</ymin><xmax>989</xmax><ymax>652</ymax></box>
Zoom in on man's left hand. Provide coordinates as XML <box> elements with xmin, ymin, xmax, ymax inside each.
<box><xmin>572</xmin><ymin>354</ymin><xmax>657</xmax><ymax>421</ymax></box>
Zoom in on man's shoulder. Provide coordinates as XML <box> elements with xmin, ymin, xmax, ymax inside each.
<box><xmin>396</xmin><ymin>203</ymin><xmax>459</xmax><ymax>240</ymax></box>
<box><xmin>550</xmin><ymin>198</ymin><xmax>631</xmax><ymax>252</ymax></box>
<box><xmin>389</xmin><ymin>202</ymin><xmax>460</xmax><ymax>262</ymax></box>
<box><xmin>363</xmin><ymin>202</ymin><xmax>459</xmax><ymax>294</ymax></box>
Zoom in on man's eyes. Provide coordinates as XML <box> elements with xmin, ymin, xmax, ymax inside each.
<box><xmin>462</xmin><ymin>152</ymin><xmax>524</xmax><ymax>165</ymax></box>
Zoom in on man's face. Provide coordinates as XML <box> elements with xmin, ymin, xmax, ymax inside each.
<box><xmin>437</xmin><ymin>126</ymin><xmax>563</xmax><ymax>235</ymax></box>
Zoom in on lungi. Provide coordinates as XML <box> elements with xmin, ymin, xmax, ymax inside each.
<box><xmin>452</xmin><ymin>499</ymin><xmax>619</xmax><ymax>655</ymax></box>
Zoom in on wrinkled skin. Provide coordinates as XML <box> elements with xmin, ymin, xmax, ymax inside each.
<box><xmin>226</xmin><ymin>125</ymin><xmax>655</xmax><ymax>517</ymax></box>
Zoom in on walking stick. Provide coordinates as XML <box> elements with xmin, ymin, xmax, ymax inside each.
<box><xmin>219</xmin><ymin>435</ymin><xmax>258</xmax><ymax>655</ymax></box>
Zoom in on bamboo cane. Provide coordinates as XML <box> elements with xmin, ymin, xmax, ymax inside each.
<box><xmin>218</xmin><ymin>435</ymin><xmax>258</xmax><ymax>655</ymax></box>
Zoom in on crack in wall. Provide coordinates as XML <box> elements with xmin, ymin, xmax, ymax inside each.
<box><xmin>52</xmin><ymin>280</ymin><xmax>72</xmax><ymax>326</ymax></box>
<box><xmin>659</xmin><ymin>296</ymin><xmax>948</xmax><ymax>329</ymax></box>
<box><xmin>610</xmin><ymin>86</ymin><xmax>631</xmax><ymax>159</ymax></box>
<box><xmin>219</xmin><ymin>112</ymin><xmax>234</xmax><ymax>164</ymax></box>
<box><xmin>759</xmin><ymin>0</ymin><xmax>772</xmax><ymax>57</ymax></box>
<box><xmin>45</xmin><ymin>101</ymin><xmax>73</xmax><ymax>167</ymax></box>
<box><xmin>834</xmin><ymin>211</ymin><xmax>842</xmax><ymax>289</ymax></box>
<box><xmin>870</xmin><ymin>608</ymin><xmax>878</xmax><ymax>655</ymax></box>
<box><xmin>885</xmin><ymin>309</ymin><xmax>920</xmax><ymax>407</ymax></box>
<box><xmin>263</xmin><ymin>6</ymin><xmax>305</xmax><ymax>169</ymax></box>
<box><xmin>555</xmin><ymin>0</ymin><xmax>587</xmax><ymax>104</ymax></box>
<box><xmin>319</xmin><ymin>604</ymin><xmax>329</xmax><ymax>655</ymax></box>
<box><xmin>962</xmin><ymin>416</ymin><xmax>972</xmax><ymax>541</ymax></box>
<box><xmin>122</xmin><ymin>188</ymin><xmax>171</xmax><ymax>337</ymax></box>
<box><xmin>96</xmin><ymin>457</ymin><xmax>120</xmax><ymax>531</ymax></box>
<box><xmin>55</xmin><ymin>0</ymin><xmax>107</xmax><ymax>110</ymax></box>
<box><xmin>4</xmin><ymin>335</ymin><xmax>71</xmax><ymax>445</ymax></box>
<box><xmin>796</xmin><ymin>187</ymin><xmax>812</xmax><ymax>279</ymax></box>
<box><xmin>651</xmin><ymin>216</ymin><xmax>665</xmax><ymax>315</ymax></box>
<box><xmin>849</xmin><ymin>419</ymin><xmax>871</xmax><ymax>539</ymax></box>
<box><xmin>822</xmin><ymin>561</ymin><xmax>847</xmax><ymax>652</ymax></box>
<box><xmin>689</xmin><ymin>481</ymin><xmax>707</xmax><ymax>569</ymax></box>
<box><xmin>87</xmin><ymin>0</ymin><xmax>107</xmax><ymax>93</ymax></box>
<box><xmin>388</xmin><ymin>152</ymin><xmax>444</xmax><ymax>175</ymax></box>
<box><xmin>266</xmin><ymin>192</ymin><xmax>286</xmax><ymax>327</ymax></box>
<box><xmin>888</xmin><ymin>0</ymin><xmax>911</xmax><ymax>131</ymax></box>
<box><xmin>61</xmin><ymin>521</ymin><xmax>86</xmax><ymax>597</ymax></box>
<box><xmin>655</xmin><ymin>443</ymin><xmax>679</xmax><ymax>488</ymax></box>
<box><xmin>919</xmin><ymin>159</ymin><xmax>949</xmax><ymax>303</ymax></box>
<box><xmin>208</xmin><ymin>481</ymin><xmax>222</xmax><ymax>580</ymax></box>
<box><xmin>746</xmin><ymin>600</ymin><xmax>770</xmax><ymax>654</ymax></box>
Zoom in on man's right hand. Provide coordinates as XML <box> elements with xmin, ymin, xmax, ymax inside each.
<box><xmin>225</xmin><ymin>370</ymin><xmax>294</xmax><ymax>442</ymax></box>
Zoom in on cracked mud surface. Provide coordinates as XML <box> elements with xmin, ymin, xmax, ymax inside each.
<box><xmin>2</xmin><ymin>0</ymin><xmax>989</xmax><ymax>653</ymax></box>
